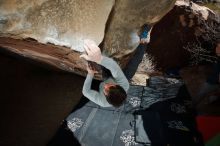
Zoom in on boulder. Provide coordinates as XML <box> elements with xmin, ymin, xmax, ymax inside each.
<box><xmin>102</xmin><ymin>0</ymin><xmax>176</xmax><ymax>67</ymax></box>
<box><xmin>147</xmin><ymin>0</ymin><xmax>220</xmax><ymax>71</ymax></box>
<box><xmin>0</xmin><ymin>0</ymin><xmax>114</xmax><ymax>52</ymax></box>
<box><xmin>0</xmin><ymin>0</ymin><xmax>176</xmax><ymax>78</ymax></box>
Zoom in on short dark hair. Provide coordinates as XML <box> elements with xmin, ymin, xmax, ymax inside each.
<box><xmin>105</xmin><ymin>85</ymin><xmax>127</xmax><ymax>108</ymax></box>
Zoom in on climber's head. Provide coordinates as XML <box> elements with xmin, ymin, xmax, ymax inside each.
<box><xmin>103</xmin><ymin>83</ymin><xmax>127</xmax><ymax>108</ymax></box>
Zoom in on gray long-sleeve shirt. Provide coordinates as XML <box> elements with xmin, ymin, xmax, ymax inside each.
<box><xmin>82</xmin><ymin>56</ymin><xmax>130</xmax><ymax>107</ymax></box>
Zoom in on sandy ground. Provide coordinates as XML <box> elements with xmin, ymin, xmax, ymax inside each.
<box><xmin>0</xmin><ymin>51</ymin><xmax>84</xmax><ymax>146</ymax></box>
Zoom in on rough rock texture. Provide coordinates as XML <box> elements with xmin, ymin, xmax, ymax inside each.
<box><xmin>0</xmin><ymin>0</ymin><xmax>176</xmax><ymax>77</ymax></box>
<box><xmin>0</xmin><ymin>0</ymin><xmax>114</xmax><ymax>52</ymax></box>
<box><xmin>0</xmin><ymin>37</ymin><xmax>94</xmax><ymax>78</ymax></box>
<box><xmin>103</xmin><ymin>0</ymin><xmax>176</xmax><ymax>67</ymax></box>
<box><xmin>147</xmin><ymin>1</ymin><xmax>220</xmax><ymax>71</ymax></box>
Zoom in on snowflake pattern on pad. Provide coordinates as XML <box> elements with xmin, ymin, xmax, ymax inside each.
<box><xmin>120</xmin><ymin>129</ymin><xmax>138</xmax><ymax>146</ymax></box>
<box><xmin>167</xmin><ymin>120</ymin><xmax>189</xmax><ymax>131</ymax></box>
<box><xmin>170</xmin><ymin>102</ymin><xmax>186</xmax><ymax>114</ymax></box>
<box><xmin>67</xmin><ymin>117</ymin><xmax>84</xmax><ymax>132</ymax></box>
<box><xmin>128</xmin><ymin>97</ymin><xmax>141</xmax><ymax>107</ymax></box>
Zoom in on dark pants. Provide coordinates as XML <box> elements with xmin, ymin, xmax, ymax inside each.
<box><xmin>123</xmin><ymin>44</ymin><xmax>147</xmax><ymax>81</ymax></box>
<box><xmin>101</xmin><ymin>44</ymin><xmax>147</xmax><ymax>81</ymax></box>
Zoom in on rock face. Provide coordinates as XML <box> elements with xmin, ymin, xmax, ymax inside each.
<box><xmin>0</xmin><ymin>0</ymin><xmax>176</xmax><ymax>77</ymax></box>
<box><xmin>0</xmin><ymin>37</ymin><xmax>91</xmax><ymax>77</ymax></box>
<box><xmin>102</xmin><ymin>0</ymin><xmax>176</xmax><ymax>67</ymax></box>
<box><xmin>147</xmin><ymin>1</ymin><xmax>220</xmax><ymax>71</ymax></box>
<box><xmin>0</xmin><ymin>0</ymin><xmax>114</xmax><ymax>52</ymax></box>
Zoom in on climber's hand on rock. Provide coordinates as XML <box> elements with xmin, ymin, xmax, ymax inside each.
<box><xmin>86</xmin><ymin>62</ymin><xmax>98</xmax><ymax>75</ymax></box>
<box><xmin>80</xmin><ymin>39</ymin><xmax>103</xmax><ymax>64</ymax></box>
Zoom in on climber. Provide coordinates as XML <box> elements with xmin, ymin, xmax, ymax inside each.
<box><xmin>80</xmin><ymin>24</ymin><xmax>151</xmax><ymax>107</ymax></box>
<box><xmin>80</xmin><ymin>39</ymin><xmax>129</xmax><ymax>108</ymax></box>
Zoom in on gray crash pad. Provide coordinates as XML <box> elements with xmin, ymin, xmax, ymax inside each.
<box><xmin>66</xmin><ymin>76</ymin><xmax>183</xmax><ymax>146</ymax></box>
